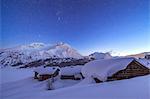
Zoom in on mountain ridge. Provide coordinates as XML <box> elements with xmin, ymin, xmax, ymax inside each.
<box><xmin>126</xmin><ymin>52</ymin><xmax>150</xmax><ymax>58</ymax></box>
<box><xmin>0</xmin><ymin>42</ymin><xmax>83</xmax><ymax>66</ymax></box>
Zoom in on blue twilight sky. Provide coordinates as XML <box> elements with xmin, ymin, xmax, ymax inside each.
<box><xmin>1</xmin><ymin>0</ymin><xmax>150</xmax><ymax>56</ymax></box>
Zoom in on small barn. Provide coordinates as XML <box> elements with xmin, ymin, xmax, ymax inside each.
<box><xmin>81</xmin><ymin>57</ymin><xmax>150</xmax><ymax>83</ymax></box>
<box><xmin>34</xmin><ymin>66</ymin><xmax>60</xmax><ymax>81</ymax></box>
<box><xmin>60</xmin><ymin>65</ymin><xmax>84</xmax><ymax>80</ymax></box>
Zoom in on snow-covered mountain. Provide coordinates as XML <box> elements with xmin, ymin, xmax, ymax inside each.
<box><xmin>0</xmin><ymin>42</ymin><xmax>83</xmax><ymax>66</ymax></box>
<box><xmin>89</xmin><ymin>52</ymin><xmax>112</xmax><ymax>60</ymax></box>
<box><xmin>127</xmin><ymin>52</ymin><xmax>150</xmax><ymax>59</ymax></box>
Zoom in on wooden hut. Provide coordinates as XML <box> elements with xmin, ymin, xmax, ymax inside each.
<box><xmin>34</xmin><ymin>67</ymin><xmax>60</xmax><ymax>81</ymax></box>
<box><xmin>82</xmin><ymin>58</ymin><xmax>150</xmax><ymax>83</ymax></box>
<box><xmin>60</xmin><ymin>66</ymin><xmax>83</xmax><ymax>80</ymax></box>
<box><xmin>107</xmin><ymin>59</ymin><xmax>150</xmax><ymax>81</ymax></box>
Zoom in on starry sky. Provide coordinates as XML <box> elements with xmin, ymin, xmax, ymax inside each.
<box><xmin>1</xmin><ymin>0</ymin><xmax>150</xmax><ymax>56</ymax></box>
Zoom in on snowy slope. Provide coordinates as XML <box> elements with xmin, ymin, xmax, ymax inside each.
<box><xmin>1</xmin><ymin>68</ymin><xmax>150</xmax><ymax>99</ymax></box>
<box><xmin>0</xmin><ymin>42</ymin><xmax>83</xmax><ymax>66</ymax></box>
<box><xmin>0</xmin><ymin>67</ymin><xmax>33</xmax><ymax>84</ymax></box>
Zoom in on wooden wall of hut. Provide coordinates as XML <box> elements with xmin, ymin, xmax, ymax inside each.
<box><xmin>107</xmin><ymin>60</ymin><xmax>150</xmax><ymax>81</ymax></box>
<box><xmin>38</xmin><ymin>74</ymin><xmax>53</xmax><ymax>81</ymax></box>
<box><xmin>60</xmin><ymin>75</ymin><xmax>82</xmax><ymax>80</ymax></box>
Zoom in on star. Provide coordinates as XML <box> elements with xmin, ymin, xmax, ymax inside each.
<box><xmin>57</xmin><ymin>17</ymin><xmax>61</xmax><ymax>21</ymax></box>
<box><xmin>38</xmin><ymin>34</ymin><xmax>41</xmax><ymax>38</ymax></box>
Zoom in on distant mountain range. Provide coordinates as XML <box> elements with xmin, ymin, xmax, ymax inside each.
<box><xmin>0</xmin><ymin>42</ymin><xmax>83</xmax><ymax>66</ymax></box>
<box><xmin>1</xmin><ymin>42</ymin><xmax>148</xmax><ymax>67</ymax></box>
<box><xmin>127</xmin><ymin>52</ymin><xmax>150</xmax><ymax>58</ymax></box>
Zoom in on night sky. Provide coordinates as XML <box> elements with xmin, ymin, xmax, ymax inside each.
<box><xmin>1</xmin><ymin>0</ymin><xmax>150</xmax><ymax>56</ymax></box>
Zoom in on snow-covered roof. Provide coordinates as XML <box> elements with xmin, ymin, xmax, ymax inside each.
<box><xmin>137</xmin><ymin>59</ymin><xmax>150</xmax><ymax>69</ymax></box>
<box><xmin>81</xmin><ymin>57</ymin><xmax>135</xmax><ymax>81</ymax></box>
<box><xmin>34</xmin><ymin>66</ymin><xmax>60</xmax><ymax>75</ymax></box>
<box><xmin>60</xmin><ymin>65</ymin><xmax>83</xmax><ymax>75</ymax></box>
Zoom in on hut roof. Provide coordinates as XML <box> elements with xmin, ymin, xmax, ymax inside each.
<box><xmin>137</xmin><ymin>59</ymin><xmax>150</xmax><ymax>69</ymax></box>
<box><xmin>81</xmin><ymin>57</ymin><xmax>135</xmax><ymax>81</ymax></box>
<box><xmin>60</xmin><ymin>65</ymin><xmax>83</xmax><ymax>76</ymax></box>
<box><xmin>34</xmin><ymin>66</ymin><xmax>60</xmax><ymax>75</ymax></box>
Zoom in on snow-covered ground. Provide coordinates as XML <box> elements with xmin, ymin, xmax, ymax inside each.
<box><xmin>0</xmin><ymin>67</ymin><xmax>33</xmax><ymax>84</ymax></box>
<box><xmin>0</xmin><ymin>67</ymin><xmax>150</xmax><ymax>99</ymax></box>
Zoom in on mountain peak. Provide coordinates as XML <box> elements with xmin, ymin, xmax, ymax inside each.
<box><xmin>89</xmin><ymin>52</ymin><xmax>112</xmax><ymax>60</ymax></box>
<box><xmin>28</xmin><ymin>42</ymin><xmax>45</xmax><ymax>47</ymax></box>
<box><xmin>16</xmin><ymin>42</ymin><xmax>46</xmax><ymax>51</ymax></box>
<box><xmin>55</xmin><ymin>42</ymin><xmax>70</xmax><ymax>47</ymax></box>
<box><xmin>0</xmin><ymin>42</ymin><xmax>83</xmax><ymax>66</ymax></box>
<box><xmin>56</xmin><ymin>42</ymin><xmax>65</xmax><ymax>45</ymax></box>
